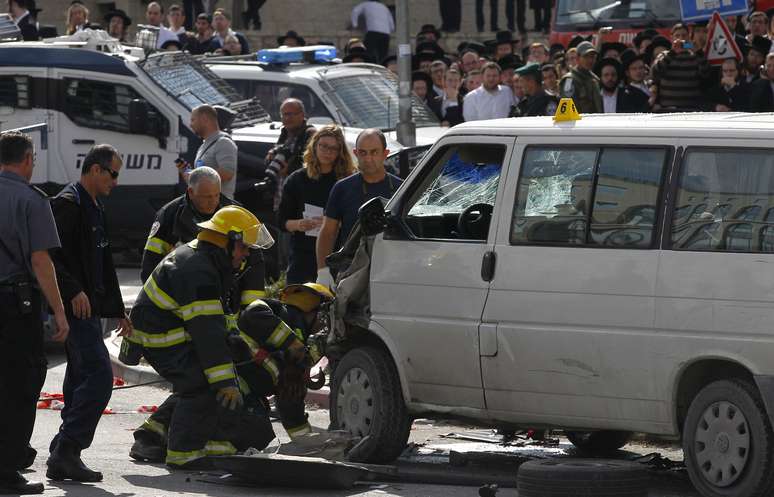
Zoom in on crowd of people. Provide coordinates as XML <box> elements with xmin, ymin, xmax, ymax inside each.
<box><xmin>392</xmin><ymin>15</ymin><xmax>774</xmax><ymax>122</ymax></box>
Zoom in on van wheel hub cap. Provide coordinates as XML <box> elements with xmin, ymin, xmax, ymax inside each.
<box><xmin>336</xmin><ymin>367</ymin><xmax>375</xmax><ymax>439</ymax></box>
<box><xmin>694</xmin><ymin>401</ymin><xmax>750</xmax><ymax>488</ymax></box>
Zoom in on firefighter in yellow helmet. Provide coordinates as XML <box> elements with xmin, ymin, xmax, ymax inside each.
<box><xmin>230</xmin><ymin>283</ymin><xmax>334</xmax><ymax>440</ymax></box>
<box><xmin>123</xmin><ymin>206</ymin><xmax>276</xmax><ymax>469</ymax></box>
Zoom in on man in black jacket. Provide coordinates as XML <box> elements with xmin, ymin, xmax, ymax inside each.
<box><xmin>47</xmin><ymin>144</ymin><xmax>132</xmax><ymax>483</ymax></box>
<box><xmin>595</xmin><ymin>58</ymin><xmax>650</xmax><ymax>113</ymax></box>
<box><xmin>749</xmin><ymin>53</ymin><xmax>774</xmax><ymax>112</ymax></box>
<box><xmin>9</xmin><ymin>0</ymin><xmax>38</xmax><ymax>41</ymax></box>
<box><xmin>510</xmin><ymin>63</ymin><xmax>558</xmax><ymax>117</ymax></box>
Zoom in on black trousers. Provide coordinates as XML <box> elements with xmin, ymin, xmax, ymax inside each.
<box><xmin>533</xmin><ymin>2</ymin><xmax>552</xmax><ymax>30</ymax></box>
<box><xmin>183</xmin><ymin>0</ymin><xmax>203</xmax><ymax>30</ymax></box>
<box><xmin>166</xmin><ymin>389</ymin><xmax>275</xmax><ymax>466</ymax></box>
<box><xmin>244</xmin><ymin>0</ymin><xmax>267</xmax><ymax>28</ymax></box>
<box><xmin>364</xmin><ymin>31</ymin><xmax>390</xmax><ymax>64</ymax></box>
<box><xmin>439</xmin><ymin>0</ymin><xmax>461</xmax><ymax>31</ymax></box>
<box><xmin>476</xmin><ymin>0</ymin><xmax>498</xmax><ymax>31</ymax></box>
<box><xmin>286</xmin><ymin>245</ymin><xmax>317</xmax><ymax>285</ymax></box>
<box><xmin>0</xmin><ymin>290</ymin><xmax>46</xmax><ymax>470</ymax></box>
<box><xmin>507</xmin><ymin>0</ymin><xmax>527</xmax><ymax>32</ymax></box>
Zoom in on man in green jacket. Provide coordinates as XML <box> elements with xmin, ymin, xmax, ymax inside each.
<box><xmin>559</xmin><ymin>41</ymin><xmax>603</xmax><ymax>114</ymax></box>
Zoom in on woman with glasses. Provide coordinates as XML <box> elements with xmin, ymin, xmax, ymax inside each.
<box><xmin>278</xmin><ymin>125</ymin><xmax>355</xmax><ymax>284</ymax></box>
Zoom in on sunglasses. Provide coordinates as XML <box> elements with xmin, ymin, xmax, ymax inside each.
<box><xmin>100</xmin><ymin>165</ymin><xmax>119</xmax><ymax>179</ymax></box>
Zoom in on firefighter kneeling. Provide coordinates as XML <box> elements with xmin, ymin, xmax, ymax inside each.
<box><xmin>230</xmin><ymin>282</ymin><xmax>333</xmax><ymax>440</ymax></box>
<box><xmin>123</xmin><ymin>205</ymin><xmax>277</xmax><ymax>469</ymax></box>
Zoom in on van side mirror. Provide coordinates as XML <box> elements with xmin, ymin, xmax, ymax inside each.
<box><xmin>128</xmin><ymin>99</ymin><xmax>149</xmax><ymax>135</ymax></box>
<box><xmin>358</xmin><ymin>196</ymin><xmax>388</xmax><ymax>236</ymax></box>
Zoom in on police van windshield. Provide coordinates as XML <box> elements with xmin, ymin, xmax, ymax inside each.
<box><xmin>322</xmin><ymin>69</ymin><xmax>440</xmax><ymax>130</ymax></box>
<box><xmin>555</xmin><ymin>0</ymin><xmax>679</xmax><ymax>28</ymax></box>
<box><xmin>140</xmin><ymin>52</ymin><xmax>270</xmax><ymax>128</ymax></box>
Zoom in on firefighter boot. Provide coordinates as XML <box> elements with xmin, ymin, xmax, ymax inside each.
<box><xmin>45</xmin><ymin>438</ymin><xmax>102</xmax><ymax>482</ymax></box>
<box><xmin>129</xmin><ymin>430</ymin><xmax>165</xmax><ymax>463</ymax></box>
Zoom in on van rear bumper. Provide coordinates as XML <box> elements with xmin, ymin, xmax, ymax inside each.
<box><xmin>754</xmin><ymin>375</ymin><xmax>774</xmax><ymax>427</ymax></box>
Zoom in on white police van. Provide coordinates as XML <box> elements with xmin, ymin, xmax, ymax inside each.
<box><xmin>330</xmin><ymin>107</ymin><xmax>774</xmax><ymax>497</ymax></box>
<box><xmin>0</xmin><ymin>29</ymin><xmax>271</xmax><ymax>251</ymax></box>
<box><xmin>204</xmin><ymin>46</ymin><xmax>442</xmax><ymax>175</ymax></box>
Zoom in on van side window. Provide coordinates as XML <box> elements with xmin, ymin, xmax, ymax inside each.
<box><xmin>403</xmin><ymin>143</ymin><xmax>506</xmax><ymax>241</ymax></box>
<box><xmin>671</xmin><ymin>149</ymin><xmax>774</xmax><ymax>252</ymax></box>
<box><xmin>227</xmin><ymin>80</ymin><xmax>332</xmax><ymax>122</ymax></box>
<box><xmin>511</xmin><ymin>146</ymin><xmax>667</xmax><ymax>247</ymax></box>
<box><xmin>62</xmin><ymin>79</ymin><xmax>167</xmax><ymax>136</ymax></box>
<box><xmin>0</xmin><ymin>76</ymin><xmax>30</xmax><ymax>108</ymax></box>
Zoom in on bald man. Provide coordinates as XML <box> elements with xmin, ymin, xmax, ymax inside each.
<box><xmin>187</xmin><ymin>105</ymin><xmax>238</xmax><ymax>199</ymax></box>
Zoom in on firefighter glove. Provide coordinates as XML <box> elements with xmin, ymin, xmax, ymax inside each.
<box><xmin>216</xmin><ymin>386</ymin><xmax>244</xmax><ymax>411</ymax></box>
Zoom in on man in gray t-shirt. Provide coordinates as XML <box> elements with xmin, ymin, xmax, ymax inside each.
<box><xmin>189</xmin><ymin>104</ymin><xmax>238</xmax><ymax>199</ymax></box>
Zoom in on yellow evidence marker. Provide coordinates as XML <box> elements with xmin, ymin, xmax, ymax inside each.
<box><xmin>554</xmin><ymin>98</ymin><xmax>581</xmax><ymax>122</ymax></box>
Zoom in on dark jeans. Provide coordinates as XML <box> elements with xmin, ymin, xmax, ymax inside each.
<box><xmin>0</xmin><ymin>290</ymin><xmax>46</xmax><ymax>469</ymax></box>
<box><xmin>476</xmin><ymin>0</ymin><xmax>498</xmax><ymax>31</ymax></box>
<box><xmin>439</xmin><ymin>0</ymin><xmax>462</xmax><ymax>31</ymax></box>
<box><xmin>55</xmin><ymin>316</ymin><xmax>112</xmax><ymax>450</ymax></box>
<box><xmin>364</xmin><ymin>31</ymin><xmax>390</xmax><ymax>64</ymax></box>
<box><xmin>286</xmin><ymin>245</ymin><xmax>317</xmax><ymax>285</ymax></box>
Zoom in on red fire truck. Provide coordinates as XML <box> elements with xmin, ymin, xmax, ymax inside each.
<box><xmin>549</xmin><ymin>0</ymin><xmax>679</xmax><ymax>47</ymax></box>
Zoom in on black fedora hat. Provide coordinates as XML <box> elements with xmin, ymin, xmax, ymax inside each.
<box><xmin>343</xmin><ymin>46</ymin><xmax>373</xmax><ymax>63</ymax></box>
<box><xmin>277</xmin><ymin>30</ymin><xmax>306</xmax><ymax>46</ymax></box>
<box><xmin>103</xmin><ymin>9</ymin><xmax>132</xmax><ymax>27</ymax></box>
<box><xmin>416</xmin><ymin>40</ymin><xmax>445</xmax><ymax>57</ymax></box>
<box><xmin>417</xmin><ymin>23</ymin><xmax>441</xmax><ymax>40</ymax></box>
<box><xmin>486</xmin><ymin>30</ymin><xmax>514</xmax><ymax>47</ymax></box>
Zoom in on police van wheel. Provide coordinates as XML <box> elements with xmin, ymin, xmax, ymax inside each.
<box><xmin>330</xmin><ymin>346</ymin><xmax>411</xmax><ymax>463</ymax></box>
<box><xmin>565</xmin><ymin>430</ymin><xmax>632</xmax><ymax>454</ymax></box>
<box><xmin>683</xmin><ymin>379</ymin><xmax>774</xmax><ymax>497</ymax></box>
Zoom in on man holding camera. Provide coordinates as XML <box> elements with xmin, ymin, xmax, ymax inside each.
<box><xmin>180</xmin><ymin>104</ymin><xmax>238</xmax><ymax>200</ymax></box>
<box><xmin>264</xmin><ymin>98</ymin><xmax>317</xmax><ymax>191</ymax></box>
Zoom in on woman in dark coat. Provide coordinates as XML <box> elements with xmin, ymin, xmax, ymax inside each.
<box><xmin>708</xmin><ymin>58</ymin><xmax>750</xmax><ymax>112</ymax></box>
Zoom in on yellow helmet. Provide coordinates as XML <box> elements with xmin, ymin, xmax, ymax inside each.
<box><xmin>197</xmin><ymin>205</ymin><xmax>274</xmax><ymax>249</ymax></box>
<box><xmin>280</xmin><ymin>283</ymin><xmax>334</xmax><ymax>313</ymax></box>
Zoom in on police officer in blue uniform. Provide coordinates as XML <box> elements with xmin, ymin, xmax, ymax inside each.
<box><xmin>0</xmin><ymin>131</ymin><xmax>69</xmax><ymax>495</ymax></box>
<box><xmin>46</xmin><ymin>144</ymin><xmax>133</xmax><ymax>483</ymax></box>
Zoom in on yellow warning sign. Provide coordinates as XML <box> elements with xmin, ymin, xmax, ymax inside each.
<box><xmin>554</xmin><ymin>98</ymin><xmax>581</xmax><ymax>122</ymax></box>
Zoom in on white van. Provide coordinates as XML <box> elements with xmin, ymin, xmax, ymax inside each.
<box><xmin>330</xmin><ymin>112</ymin><xmax>774</xmax><ymax>497</ymax></box>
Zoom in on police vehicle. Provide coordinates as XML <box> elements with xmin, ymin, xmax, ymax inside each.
<box><xmin>0</xmin><ymin>29</ymin><xmax>273</xmax><ymax>251</ymax></box>
<box><xmin>203</xmin><ymin>45</ymin><xmax>441</xmax><ymax>174</ymax></box>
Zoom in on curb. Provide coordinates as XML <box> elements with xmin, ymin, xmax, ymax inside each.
<box><xmin>105</xmin><ymin>333</ymin><xmax>330</xmax><ymax>409</ymax></box>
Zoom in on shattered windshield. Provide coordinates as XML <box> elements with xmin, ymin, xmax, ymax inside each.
<box><xmin>139</xmin><ymin>52</ymin><xmax>270</xmax><ymax>128</ymax></box>
<box><xmin>408</xmin><ymin>145</ymin><xmax>505</xmax><ymax>217</ymax></box>
<box><xmin>322</xmin><ymin>67</ymin><xmax>440</xmax><ymax>130</ymax></box>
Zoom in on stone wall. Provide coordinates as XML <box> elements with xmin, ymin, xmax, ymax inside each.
<box><xmin>35</xmin><ymin>0</ymin><xmax>543</xmax><ymax>54</ymax></box>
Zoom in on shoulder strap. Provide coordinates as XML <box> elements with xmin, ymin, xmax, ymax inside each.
<box><xmin>198</xmin><ymin>135</ymin><xmax>224</xmax><ymax>158</ymax></box>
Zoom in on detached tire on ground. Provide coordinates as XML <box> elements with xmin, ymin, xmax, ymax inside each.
<box><xmin>565</xmin><ymin>430</ymin><xmax>633</xmax><ymax>454</ymax></box>
<box><xmin>517</xmin><ymin>458</ymin><xmax>648</xmax><ymax>497</ymax></box>
<box><xmin>330</xmin><ymin>346</ymin><xmax>412</xmax><ymax>463</ymax></box>
<box><xmin>682</xmin><ymin>379</ymin><xmax>774</xmax><ymax>497</ymax></box>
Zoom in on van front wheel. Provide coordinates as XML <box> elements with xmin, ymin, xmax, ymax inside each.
<box><xmin>565</xmin><ymin>430</ymin><xmax>632</xmax><ymax>454</ymax></box>
<box><xmin>683</xmin><ymin>379</ymin><xmax>774</xmax><ymax>497</ymax></box>
<box><xmin>330</xmin><ymin>346</ymin><xmax>411</xmax><ymax>463</ymax></box>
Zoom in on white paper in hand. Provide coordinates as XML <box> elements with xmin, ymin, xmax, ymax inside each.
<box><xmin>303</xmin><ymin>203</ymin><xmax>324</xmax><ymax>237</ymax></box>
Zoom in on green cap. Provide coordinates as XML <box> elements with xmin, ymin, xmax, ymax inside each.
<box><xmin>515</xmin><ymin>62</ymin><xmax>541</xmax><ymax>78</ymax></box>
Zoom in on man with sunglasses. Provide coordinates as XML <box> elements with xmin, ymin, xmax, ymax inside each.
<box><xmin>47</xmin><ymin>144</ymin><xmax>132</xmax><ymax>483</ymax></box>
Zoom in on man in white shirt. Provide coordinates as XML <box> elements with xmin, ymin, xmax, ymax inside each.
<box><xmin>167</xmin><ymin>4</ymin><xmax>187</xmax><ymax>36</ymax></box>
<box><xmin>146</xmin><ymin>2</ymin><xmax>179</xmax><ymax>49</ymax></box>
<box><xmin>463</xmin><ymin>62</ymin><xmax>515</xmax><ymax>122</ymax></box>
<box><xmin>351</xmin><ymin>0</ymin><xmax>394</xmax><ymax>64</ymax></box>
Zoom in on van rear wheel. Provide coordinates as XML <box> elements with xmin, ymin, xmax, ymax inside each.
<box><xmin>683</xmin><ymin>379</ymin><xmax>774</xmax><ymax>497</ymax></box>
<box><xmin>565</xmin><ymin>430</ymin><xmax>632</xmax><ymax>454</ymax></box>
<box><xmin>330</xmin><ymin>346</ymin><xmax>411</xmax><ymax>463</ymax></box>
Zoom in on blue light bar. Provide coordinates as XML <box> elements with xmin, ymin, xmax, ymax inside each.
<box><xmin>256</xmin><ymin>45</ymin><xmax>338</xmax><ymax>64</ymax></box>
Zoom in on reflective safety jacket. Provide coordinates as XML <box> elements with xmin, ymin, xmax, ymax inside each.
<box><xmin>236</xmin><ymin>299</ymin><xmax>308</xmax><ymax>386</ymax></box>
<box><xmin>127</xmin><ymin>240</ymin><xmax>239</xmax><ymax>394</ymax></box>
